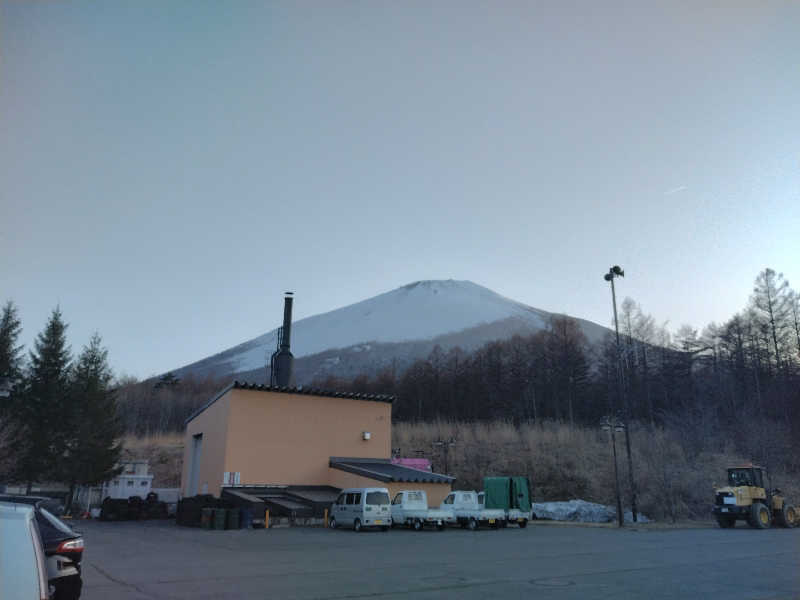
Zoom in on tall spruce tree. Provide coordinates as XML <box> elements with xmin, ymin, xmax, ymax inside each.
<box><xmin>11</xmin><ymin>308</ymin><xmax>72</xmax><ymax>492</ymax></box>
<box><xmin>63</xmin><ymin>334</ymin><xmax>122</xmax><ymax>512</ymax></box>
<box><xmin>0</xmin><ymin>300</ymin><xmax>24</xmax><ymax>381</ymax></box>
<box><xmin>0</xmin><ymin>301</ymin><xmax>24</xmax><ymax>476</ymax></box>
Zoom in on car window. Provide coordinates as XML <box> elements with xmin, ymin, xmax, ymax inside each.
<box><xmin>366</xmin><ymin>491</ymin><xmax>389</xmax><ymax>506</ymax></box>
<box><xmin>392</xmin><ymin>493</ymin><xmax>403</xmax><ymax>505</ymax></box>
<box><xmin>354</xmin><ymin>493</ymin><xmax>362</xmax><ymax>505</ymax></box>
<box><xmin>408</xmin><ymin>491</ymin><xmax>423</xmax><ymax>503</ymax></box>
<box><xmin>444</xmin><ymin>494</ymin><xmax>454</xmax><ymax>505</ymax></box>
<box><xmin>345</xmin><ymin>493</ymin><xmax>355</xmax><ymax>505</ymax></box>
<box><xmin>38</xmin><ymin>508</ymin><xmax>75</xmax><ymax>536</ymax></box>
<box><xmin>336</xmin><ymin>494</ymin><xmax>345</xmax><ymax>505</ymax></box>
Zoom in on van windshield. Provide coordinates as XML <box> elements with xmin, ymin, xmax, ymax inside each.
<box><xmin>366</xmin><ymin>491</ymin><xmax>390</xmax><ymax>506</ymax></box>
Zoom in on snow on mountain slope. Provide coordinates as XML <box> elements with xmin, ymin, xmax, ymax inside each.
<box><xmin>173</xmin><ymin>280</ymin><xmax>607</xmax><ymax>380</ymax></box>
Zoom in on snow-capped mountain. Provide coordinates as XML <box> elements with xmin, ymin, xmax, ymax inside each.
<box><xmin>172</xmin><ymin>280</ymin><xmax>611</xmax><ymax>383</ymax></box>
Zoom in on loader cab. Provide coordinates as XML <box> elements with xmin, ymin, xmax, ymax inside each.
<box><xmin>727</xmin><ymin>466</ymin><xmax>764</xmax><ymax>489</ymax></box>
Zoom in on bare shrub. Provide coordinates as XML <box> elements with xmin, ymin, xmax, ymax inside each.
<box><xmin>393</xmin><ymin>420</ymin><xmax>781</xmax><ymax>521</ymax></box>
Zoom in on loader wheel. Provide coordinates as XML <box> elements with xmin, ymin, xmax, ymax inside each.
<box><xmin>716</xmin><ymin>516</ymin><xmax>735</xmax><ymax>528</ymax></box>
<box><xmin>776</xmin><ymin>504</ymin><xmax>797</xmax><ymax>528</ymax></box>
<box><xmin>750</xmin><ymin>502</ymin><xmax>771</xmax><ymax>529</ymax></box>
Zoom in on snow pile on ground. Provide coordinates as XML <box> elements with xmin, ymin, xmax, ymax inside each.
<box><xmin>531</xmin><ymin>499</ymin><xmax>650</xmax><ymax>523</ymax></box>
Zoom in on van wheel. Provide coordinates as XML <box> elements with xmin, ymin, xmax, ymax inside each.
<box><xmin>519</xmin><ymin>519</ymin><xmax>528</xmax><ymax>529</ymax></box>
<box><xmin>467</xmin><ymin>518</ymin><xmax>477</xmax><ymax>531</ymax></box>
<box><xmin>354</xmin><ymin>518</ymin><xmax>362</xmax><ymax>532</ymax></box>
<box><xmin>413</xmin><ymin>519</ymin><xmax>423</xmax><ymax>531</ymax></box>
<box><xmin>329</xmin><ymin>517</ymin><xmax>337</xmax><ymax>529</ymax></box>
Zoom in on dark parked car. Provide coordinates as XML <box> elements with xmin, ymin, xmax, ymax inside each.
<box><xmin>0</xmin><ymin>495</ymin><xmax>84</xmax><ymax>600</ymax></box>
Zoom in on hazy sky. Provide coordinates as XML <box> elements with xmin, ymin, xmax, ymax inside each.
<box><xmin>2</xmin><ymin>1</ymin><xmax>799</xmax><ymax>379</ymax></box>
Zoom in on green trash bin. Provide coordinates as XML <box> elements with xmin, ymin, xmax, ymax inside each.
<box><xmin>201</xmin><ymin>507</ymin><xmax>214</xmax><ymax>529</ymax></box>
<box><xmin>227</xmin><ymin>508</ymin><xmax>240</xmax><ymax>530</ymax></box>
<box><xmin>213</xmin><ymin>508</ymin><xmax>227</xmax><ymax>530</ymax></box>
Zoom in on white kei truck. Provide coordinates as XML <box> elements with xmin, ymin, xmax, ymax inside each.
<box><xmin>390</xmin><ymin>490</ymin><xmax>456</xmax><ymax>530</ymax></box>
<box><xmin>439</xmin><ymin>490</ymin><xmax>506</xmax><ymax>529</ymax></box>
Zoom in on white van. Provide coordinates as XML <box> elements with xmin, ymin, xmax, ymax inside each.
<box><xmin>329</xmin><ymin>487</ymin><xmax>392</xmax><ymax>532</ymax></box>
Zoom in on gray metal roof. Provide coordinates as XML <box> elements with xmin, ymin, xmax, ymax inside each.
<box><xmin>185</xmin><ymin>380</ymin><xmax>394</xmax><ymax>425</ymax></box>
<box><xmin>329</xmin><ymin>457</ymin><xmax>455</xmax><ymax>484</ymax></box>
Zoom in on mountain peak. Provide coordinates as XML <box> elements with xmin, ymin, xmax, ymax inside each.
<box><xmin>172</xmin><ymin>280</ymin><xmax>609</xmax><ymax>381</ymax></box>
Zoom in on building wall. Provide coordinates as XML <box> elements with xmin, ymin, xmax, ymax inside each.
<box><xmin>181</xmin><ymin>391</ymin><xmax>231</xmax><ymax>497</ymax></box>
<box><xmin>328</xmin><ymin>469</ymin><xmax>451</xmax><ymax>506</ymax></box>
<box><xmin>224</xmin><ymin>389</ymin><xmax>391</xmax><ymax>489</ymax></box>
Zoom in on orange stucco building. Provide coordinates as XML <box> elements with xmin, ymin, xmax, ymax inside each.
<box><xmin>181</xmin><ymin>382</ymin><xmax>453</xmax><ymax>506</ymax></box>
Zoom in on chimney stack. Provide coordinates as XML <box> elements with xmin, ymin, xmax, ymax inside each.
<box><xmin>270</xmin><ymin>292</ymin><xmax>295</xmax><ymax>387</ymax></box>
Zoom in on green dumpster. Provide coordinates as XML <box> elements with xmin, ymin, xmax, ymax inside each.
<box><xmin>226</xmin><ymin>508</ymin><xmax>240</xmax><ymax>530</ymax></box>
<box><xmin>213</xmin><ymin>508</ymin><xmax>227</xmax><ymax>530</ymax></box>
<box><xmin>201</xmin><ymin>507</ymin><xmax>214</xmax><ymax>529</ymax></box>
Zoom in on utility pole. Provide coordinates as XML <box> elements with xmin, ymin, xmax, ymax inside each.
<box><xmin>601</xmin><ymin>415</ymin><xmax>624</xmax><ymax>527</ymax></box>
<box><xmin>604</xmin><ymin>265</ymin><xmax>639</xmax><ymax>523</ymax></box>
<box><xmin>432</xmin><ymin>438</ymin><xmax>456</xmax><ymax>474</ymax></box>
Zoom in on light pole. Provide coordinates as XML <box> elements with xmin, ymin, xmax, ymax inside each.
<box><xmin>604</xmin><ymin>265</ymin><xmax>639</xmax><ymax>523</ymax></box>
<box><xmin>601</xmin><ymin>415</ymin><xmax>624</xmax><ymax>527</ymax></box>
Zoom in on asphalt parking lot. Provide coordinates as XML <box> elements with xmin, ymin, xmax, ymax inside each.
<box><xmin>79</xmin><ymin>520</ymin><xmax>800</xmax><ymax>599</ymax></box>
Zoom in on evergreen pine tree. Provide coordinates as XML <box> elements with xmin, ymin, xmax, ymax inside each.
<box><xmin>10</xmin><ymin>308</ymin><xmax>72</xmax><ymax>492</ymax></box>
<box><xmin>0</xmin><ymin>300</ymin><xmax>24</xmax><ymax>381</ymax></box>
<box><xmin>63</xmin><ymin>334</ymin><xmax>122</xmax><ymax>512</ymax></box>
<box><xmin>0</xmin><ymin>301</ymin><xmax>24</xmax><ymax>477</ymax></box>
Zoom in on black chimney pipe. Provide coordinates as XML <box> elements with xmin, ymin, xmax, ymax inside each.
<box><xmin>281</xmin><ymin>294</ymin><xmax>293</xmax><ymax>351</ymax></box>
<box><xmin>271</xmin><ymin>292</ymin><xmax>294</xmax><ymax>387</ymax></box>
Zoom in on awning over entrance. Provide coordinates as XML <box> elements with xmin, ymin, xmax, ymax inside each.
<box><xmin>329</xmin><ymin>457</ymin><xmax>454</xmax><ymax>484</ymax></box>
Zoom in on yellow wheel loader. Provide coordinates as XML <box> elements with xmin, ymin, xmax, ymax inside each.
<box><xmin>713</xmin><ymin>465</ymin><xmax>797</xmax><ymax>529</ymax></box>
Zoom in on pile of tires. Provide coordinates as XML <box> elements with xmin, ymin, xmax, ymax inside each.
<box><xmin>142</xmin><ymin>492</ymin><xmax>169</xmax><ymax>519</ymax></box>
<box><xmin>99</xmin><ymin>494</ymin><xmax>170</xmax><ymax>521</ymax></box>
<box><xmin>99</xmin><ymin>498</ymin><xmax>129</xmax><ymax>521</ymax></box>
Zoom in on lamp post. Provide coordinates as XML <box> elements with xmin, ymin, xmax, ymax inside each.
<box><xmin>601</xmin><ymin>415</ymin><xmax>624</xmax><ymax>527</ymax></box>
<box><xmin>604</xmin><ymin>265</ymin><xmax>639</xmax><ymax>523</ymax></box>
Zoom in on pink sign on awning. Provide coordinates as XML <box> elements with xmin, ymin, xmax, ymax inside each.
<box><xmin>391</xmin><ymin>458</ymin><xmax>432</xmax><ymax>472</ymax></box>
